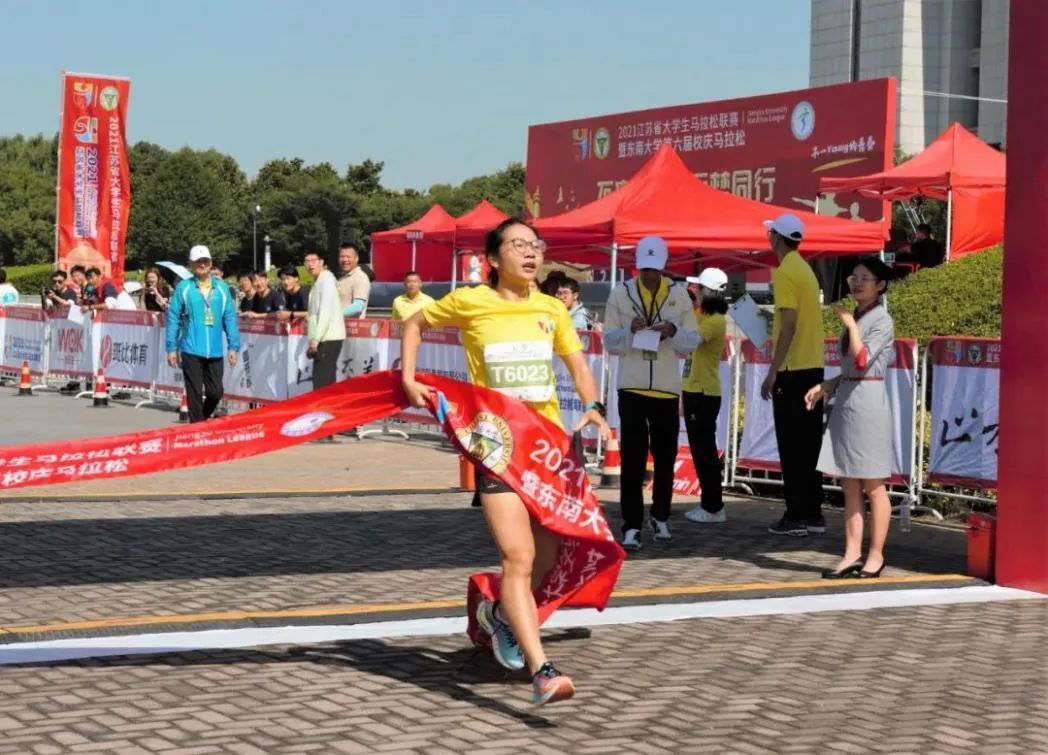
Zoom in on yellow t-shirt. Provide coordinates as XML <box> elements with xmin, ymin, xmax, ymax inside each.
<box><xmin>771</xmin><ymin>251</ymin><xmax>824</xmax><ymax>371</ymax></box>
<box><xmin>422</xmin><ymin>285</ymin><xmax>582</xmax><ymax>427</ymax></box>
<box><xmin>682</xmin><ymin>311</ymin><xmax>726</xmax><ymax>396</ymax></box>
<box><xmin>391</xmin><ymin>292</ymin><xmax>434</xmax><ymax>321</ymax></box>
<box><xmin>626</xmin><ymin>276</ymin><xmax>677</xmax><ymax>399</ymax></box>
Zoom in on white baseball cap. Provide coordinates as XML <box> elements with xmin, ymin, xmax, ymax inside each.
<box><xmin>687</xmin><ymin>268</ymin><xmax>729</xmax><ymax>292</ymax></box>
<box><xmin>763</xmin><ymin>213</ymin><xmax>805</xmax><ymax>242</ymax></box>
<box><xmin>635</xmin><ymin>236</ymin><xmax>669</xmax><ymax>270</ymax></box>
<box><xmin>189</xmin><ymin>245</ymin><xmax>212</xmax><ymax>262</ymax></box>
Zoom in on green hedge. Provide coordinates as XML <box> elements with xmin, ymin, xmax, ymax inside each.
<box><xmin>822</xmin><ymin>246</ymin><xmax>1003</xmax><ymax>342</ymax></box>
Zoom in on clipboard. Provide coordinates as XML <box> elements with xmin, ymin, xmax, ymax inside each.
<box><xmin>728</xmin><ymin>294</ymin><xmax>770</xmax><ymax>348</ymax></box>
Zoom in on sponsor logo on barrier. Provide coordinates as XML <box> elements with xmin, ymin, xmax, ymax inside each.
<box><xmin>280</xmin><ymin>412</ymin><xmax>335</xmax><ymax>438</ymax></box>
<box><xmin>57</xmin><ymin>327</ymin><xmax>85</xmax><ymax>354</ymax></box>
<box><xmin>455</xmin><ymin>411</ymin><xmax>513</xmax><ymax>475</ymax></box>
<box><xmin>790</xmin><ymin>101</ymin><xmax>815</xmax><ymax>140</ymax></box>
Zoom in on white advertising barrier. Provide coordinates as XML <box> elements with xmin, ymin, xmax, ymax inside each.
<box><xmin>46</xmin><ymin>313</ymin><xmax>94</xmax><ymax>380</ymax></box>
<box><xmin>604</xmin><ymin>341</ymin><xmax>734</xmax><ymax>497</ymax></box>
<box><xmin>0</xmin><ymin>306</ymin><xmax>47</xmax><ymax>376</ymax></box>
<box><xmin>737</xmin><ymin>337</ymin><xmax>918</xmax><ymax>484</ymax></box>
<box><xmin>91</xmin><ymin>309</ymin><xmax>160</xmax><ymax>390</ymax></box>
<box><xmin>286</xmin><ymin>318</ymin><xmax>392</xmax><ymax>400</ymax></box>
<box><xmin>926</xmin><ymin>337</ymin><xmax>999</xmax><ymax>489</ymax></box>
<box><xmin>224</xmin><ymin>316</ymin><xmax>289</xmax><ymax>404</ymax></box>
<box><xmin>152</xmin><ymin>312</ymin><xmax>185</xmax><ymax>397</ymax></box>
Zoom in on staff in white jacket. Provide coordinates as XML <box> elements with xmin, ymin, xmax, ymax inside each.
<box><xmin>604</xmin><ymin>236</ymin><xmax>699</xmax><ymax>551</ymax></box>
<box><xmin>304</xmin><ymin>250</ymin><xmax>347</xmax><ymax>391</ymax></box>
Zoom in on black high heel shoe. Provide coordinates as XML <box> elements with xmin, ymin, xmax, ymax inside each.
<box><xmin>822</xmin><ymin>559</ymin><xmax>864</xmax><ymax>579</ymax></box>
<box><xmin>859</xmin><ymin>562</ymin><xmax>885</xmax><ymax>579</ymax></box>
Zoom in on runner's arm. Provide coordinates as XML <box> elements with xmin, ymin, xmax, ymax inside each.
<box><xmin>399</xmin><ymin>309</ymin><xmax>434</xmax><ymax>406</ymax></box>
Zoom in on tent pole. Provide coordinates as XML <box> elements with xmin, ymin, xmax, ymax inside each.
<box><xmin>411</xmin><ymin>239</ymin><xmax>417</xmax><ymax>271</ymax></box>
<box><xmin>451</xmin><ymin>249</ymin><xmax>458</xmax><ymax>290</ymax></box>
<box><xmin>610</xmin><ymin>242</ymin><xmax>619</xmax><ymax>289</ymax></box>
<box><xmin>944</xmin><ymin>189</ymin><xmax>953</xmax><ymax>261</ymax></box>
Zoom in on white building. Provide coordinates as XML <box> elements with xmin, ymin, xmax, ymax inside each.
<box><xmin>810</xmin><ymin>0</ymin><xmax>1008</xmax><ymax>154</ymax></box>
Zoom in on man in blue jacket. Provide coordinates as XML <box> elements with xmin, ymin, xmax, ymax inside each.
<box><xmin>165</xmin><ymin>245</ymin><xmax>241</xmax><ymax>422</ymax></box>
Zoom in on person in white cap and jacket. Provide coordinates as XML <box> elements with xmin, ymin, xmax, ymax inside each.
<box><xmin>682</xmin><ymin>267</ymin><xmax>730</xmax><ymax>524</ymax></box>
<box><xmin>165</xmin><ymin>245</ymin><xmax>240</xmax><ymax>423</ymax></box>
<box><xmin>604</xmin><ymin>236</ymin><xmax>699</xmax><ymax>551</ymax></box>
<box><xmin>760</xmin><ymin>213</ymin><xmax>827</xmax><ymax>536</ymax></box>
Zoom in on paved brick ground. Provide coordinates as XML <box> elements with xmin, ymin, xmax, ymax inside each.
<box><xmin>0</xmin><ymin>493</ymin><xmax>965</xmax><ymax>630</ymax></box>
<box><xmin>0</xmin><ymin>600</ymin><xmax>1044</xmax><ymax>753</ymax></box>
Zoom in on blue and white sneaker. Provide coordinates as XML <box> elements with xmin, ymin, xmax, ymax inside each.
<box><xmin>476</xmin><ymin>599</ymin><xmax>525</xmax><ymax>670</ymax></box>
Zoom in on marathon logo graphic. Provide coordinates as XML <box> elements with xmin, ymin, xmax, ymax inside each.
<box><xmin>72</xmin><ymin>81</ymin><xmax>94</xmax><ymax>108</ymax></box>
<box><xmin>280</xmin><ymin>412</ymin><xmax>335</xmax><ymax>438</ymax></box>
<box><xmin>74</xmin><ymin>116</ymin><xmax>98</xmax><ymax>144</ymax></box>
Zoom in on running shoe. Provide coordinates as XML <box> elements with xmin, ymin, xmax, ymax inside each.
<box><xmin>768</xmin><ymin>516</ymin><xmax>808</xmax><ymax>536</ymax></box>
<box><xmin>649</xmin><ymin>518</ymin><xmax>672</xmax><ymax>541</ymax></box>
<box><xmin>532</xmin><ymin>662</ymin><xmax>575</xmax><ymax>706</ymax></box>
<box><xmin>685</xmin><ymin>506</ymin><xmax>727</xmax><ymax>523</ymax></box>
<box><xmin>475</xmin><ymin>599</ymin><xmax>525</xmax><ymax>670</ymax></box>
<box><xmin>621</xmin><ymin>528</ymin><xmax>642</xmax><ymax>552</ymax></box>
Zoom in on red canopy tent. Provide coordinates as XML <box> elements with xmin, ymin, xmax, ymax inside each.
<box><xmin>532</xmin><ymin>144</ymin><xmax>886</xmax><ymax>276</ymax></box>
<box><xmin>452</xmin><ymin>199</ymin><xmax>509</xmax><ymax>286</ymax></box>
<box><xmin>371</xmin><ymin>204</ymin><xmax>457</xmax><ymax>282</ymax></box>
<box><xmin>819</xmin><ymin>123</ymin><xmax>1005</xmax><ymax>260</ymax></box>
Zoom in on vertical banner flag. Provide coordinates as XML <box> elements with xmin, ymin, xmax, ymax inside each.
<box><xmin>57</xmin><ymin>73</ymin><xmax>131</xmax><ymax>286</ymax></box>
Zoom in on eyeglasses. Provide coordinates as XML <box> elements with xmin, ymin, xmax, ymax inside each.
<box><xmin>503</xmin><ymin>238</ymin><xmax>547</xmax><ymax>255</ymax></box>
<box><xmin>847</xmin><ymin>274</ymin><xmax>878</xmax><ymax>283</ymax></box>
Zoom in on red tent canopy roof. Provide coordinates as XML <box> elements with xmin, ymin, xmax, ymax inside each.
<box><xmin>455</xmin><ymin>199</ymin><xmax>509</xmax><ymax>249</ymax></box>
<box><xmin>818</xmin><ymin>122</ymin><xmax>1006</xmax><ymax>200</ymax></box>
<box><xmin>371</xmin><ymin>203</ymin><xmax>457</xmax><ymax>243</ymax></box>
<box><xmin>532</xmin><ymin>144</ymin><xmax>885</xmax><ymax>266</ymax></box>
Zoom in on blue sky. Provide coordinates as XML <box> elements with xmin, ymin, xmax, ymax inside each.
<box><xmin>0</xmin><ymin>0</ymin><xmax>809</xmax><ymax>188</ymax></box>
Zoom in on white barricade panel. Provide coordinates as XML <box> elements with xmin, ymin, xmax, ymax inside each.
<box><xmin>224</xmin><ymin>316</ymin><xmax>288</xmax><ymax>403</ymax></box>
<box><xmin>337</xmin><ymin>319</ymin><xmax>392</xmax><ymax>381</ymax></box>
<box><xmin>554</xmin><ymin>331</ymin><xmax>605</xmax><ymax>433</ymax></box>
<box><xmin>927</xmin><ymin>337</ymin><xmax>1000</xmax><ymax>489</ymax></box>
<box><xmin>93</xmin><ymin>309</ymin><xmax>158</xmax><ymax>389</ymax></box>
<box><xmin>738</xmin><ymin>337</ymin><xmax>917</xmax><ymax>483</ymax></box>
<box><xmin>0</xmin><ymin>306</ymin><xmax>46</xmax><ymax>375</ymax></box>
<box><xmin>153</xmin><ymin>312</ymin><xmax>185</xmax><ymax>396</ymax></box>
<box><xmin>47</xmin><ymin>313</ymin><xmax>94</xmax><ymax>379</ymax></box>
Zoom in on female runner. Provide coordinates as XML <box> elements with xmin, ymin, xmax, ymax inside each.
<box><xmin>400</xmin><ymin>218</ymin><xmax>610</xmax><ymax>706</ymax></box>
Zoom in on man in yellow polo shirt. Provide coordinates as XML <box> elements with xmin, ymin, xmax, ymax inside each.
<box><xmin>391</xmin><ymin>270</ymin><xmax>434</xmax><ymax>321</ymax></box>
<box><xmin>760</xmin><ymin>213</ymin><xmax>826</xmax><ymax>537</ymax></box>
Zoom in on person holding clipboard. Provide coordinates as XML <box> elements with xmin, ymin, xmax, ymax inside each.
<box><xmin>604</xmin><ymin>236</ymin><xmax>699</xmax><ymax>551</ymax></box>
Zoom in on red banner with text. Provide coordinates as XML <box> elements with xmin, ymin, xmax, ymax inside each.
<box><xmin>526</xmin><ymin>78</ymin><xmax>895</xmax><ymax>232</ymax></box>
<box><xmin>57</xmin><ymin>73</ymin><xmax>131</xmax><ymax>286</ymax></box>
<box><xmin>0</xmin><ymin>370</ymin><xmax>623</xmax><ymax>639</ymax></box>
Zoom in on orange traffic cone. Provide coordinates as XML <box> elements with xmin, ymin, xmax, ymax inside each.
<box><xmin>92</xmin><ymin>369</ymin><xmax>108</xmax><ymax>407</ymax></box>
<box><xmin>177</xmin><ymin>392</ymin><xmax>189</xmax><ymax>423</ymax></box>
<box><xmin>600</xmin><ymin>430</ymin><xmax>622</xmax><ymax>488</ymax></box>
<box><xmin>17</xmin><ymin>361</ymin><xmax>32</xmax><ymax>396</ymax></box>
<box><xmin>459</xmin><ymin>455</ymin><xmax>476</xmax><ymax>491</ymax></box>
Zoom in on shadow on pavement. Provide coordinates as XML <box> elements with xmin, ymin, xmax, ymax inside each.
<box><xmin>0</xmin><ymin>502</ymin><xmax>965</xmax><ymax>589</ymax></box>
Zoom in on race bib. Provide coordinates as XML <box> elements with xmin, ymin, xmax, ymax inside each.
<box><xmin>483</xmin><ymin>340</ymin><xmax>554</xmax><ymax>403</ymax></box>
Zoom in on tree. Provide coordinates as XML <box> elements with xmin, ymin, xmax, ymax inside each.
<box><xmin>126</xmin><ymin>147</ymin><xmax>247</xmax><ymax>267</ymax></box>
<box><xmin>0</xmin><ymin>135</ymin><xmax>57</xmax><ymax>265</ymax></box>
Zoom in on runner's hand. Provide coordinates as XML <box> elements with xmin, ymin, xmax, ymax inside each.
<box><xmin>574</xmin><ymin>409</ymin><xmax>610</xmax><ymax>442</ymax></box>
<box><xmin>402</xmin><ymin>378</ymin><xmax>435</xmax><ymax>408</ymax></box>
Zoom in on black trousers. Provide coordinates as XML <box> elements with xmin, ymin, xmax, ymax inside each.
<box><xmin>312</xmin><ymin>340</ymin><xmax>342</xmax><ymax>390</ymax></box>
<box><xmin>181</xmin><ymin>354</ymin><xmax>224</xmax><ymax>423</ymax></box>
<box><xmin>771</xmin><ymin>367</ymin><xmax>825</xmax><ymax>522</ymax></box>
<box><xmin>682</xmin><ymin>391</ymin><xmax>723</xmax><ymax>513</ymax></box>
<box><xmin>618</xmin><ymin>390</ymin><xmax>680</xmax><ymax>532</ymax></box>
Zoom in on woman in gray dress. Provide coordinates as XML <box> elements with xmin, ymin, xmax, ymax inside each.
<box><xmin>805</xmin><ymin>258</ymin><xmax>895</xmax><ymax>579</ymax></box>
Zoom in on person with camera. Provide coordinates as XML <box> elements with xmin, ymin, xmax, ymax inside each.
<box><xmin>139</xmin><ymin>267</ymin><xmax>171</xmax><ymax>312</ymax></box>
<box><xmin>43</xmin><ymin>270</ymin><xmax>80</xmax><ymax>312</ymax></box>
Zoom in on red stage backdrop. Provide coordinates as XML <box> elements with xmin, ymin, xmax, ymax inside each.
<box><xmin>526</xmin><ymin>79</ymin><xmax>895</xmax><ymax>234</ymax></box>
<box><xmin>57</xmin><ymin>72</ymin><xmax>131</xmax><ymax>286</ymax></box>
